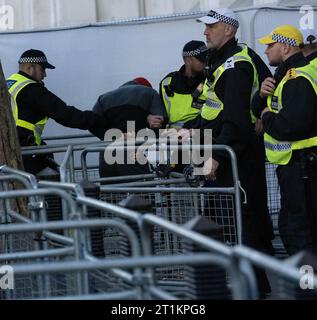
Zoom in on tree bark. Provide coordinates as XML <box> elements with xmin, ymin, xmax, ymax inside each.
<box><xmin>0</xmin><ymin>61</ymin><xmax>28</xmax><ymax>217</ymax></box>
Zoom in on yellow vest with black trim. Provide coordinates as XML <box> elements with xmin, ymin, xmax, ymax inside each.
<box><xmin>201</xmin><ymin>45</ymin><xmax>258</xmax><ymax>123</ymax></box>
<box><xmin>6</xmin><ymin>73</ymin><xmax>48</xmax><ymax>145</ymax></box>
<box><xmin>264</xmin><ymin>65</ymin><xmax>317</xmax><ymax>165</ymax></box>
<box><xmin>161</xmin><ymin>76</ymin><xmax>204</xmax><ymax>129</ymax></box>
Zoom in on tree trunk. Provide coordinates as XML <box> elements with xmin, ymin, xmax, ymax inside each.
<box><xmin>0</xmin><ymin>62</ymin><xmax>28</xmax><ymax>217</ymax></box>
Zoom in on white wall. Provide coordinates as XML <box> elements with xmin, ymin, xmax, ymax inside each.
<box><xmin>54</xmin><ymin>0</ymin><xmax>97</xmax><ymax>27</ymax></box>
<box><xmin>1</xmin><ymin>0</ymin><xmax>254</xmax><ymax>31</ymax></box>
<box><xmin>1</xmin><ymin>0</ymin><xmax>32</xmax><ymax>30</ymax></box>
<box><xmin>173</xmin><ymin>0</ymin><xmax>199</xmax><ymax>13</ymax></box>
<box><xmin>96</xmin><ymin>0</ymin><xmax>139</xmax><ymax>21</ymax></box>
<box><xmin>146</xmin><ymin>0</ymin><xmax>174</xmax><ymax>16</ymax></box>
<box><xmin>199</xmin><ymin>0</ymin><xmax>236</xmax><ymax>10</ymax></box>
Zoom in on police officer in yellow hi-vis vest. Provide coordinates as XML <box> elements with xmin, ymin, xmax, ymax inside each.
<box><xmin>159</xmin><ymin>40</ymin><xmax>208</xmax><ymax>129</ymax></box>
<box><xmin>254</xmin><ymin>25</ymin><xmax>317</xmax><ymax>256</ymax></box>
<box><xmin>7</xmin><ymin>49</ymin><xmax>106</xmax><ymax>175</ymax></box>
<box><xmin>198</xmin><ymin>8</ymin><xmax>274</xmax><ymax>297</ymax></box>
<box><xmin>300</xmin><ymin>28</ymin><xmax>317</xmax><ymax>67</ymax></box>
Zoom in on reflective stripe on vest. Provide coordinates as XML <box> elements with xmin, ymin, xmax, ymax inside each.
<box><xmin>264</xmin><ymin>65</ymin><xmax>317</xmax><ymax>165</ymax></box>
<box><xmin>7</xmin><ymin>73</ymin><xmax>48</xmax><ymax>145</ymax></box>
<box><xmin>161</xmin><ymin>77</ymin><xmax>203</xmax><ymax>129</ymax></box>
<box><xmin>201</xmin><ymin>45</ymin><xmax>258</xmax><ymax>123</ymax></box>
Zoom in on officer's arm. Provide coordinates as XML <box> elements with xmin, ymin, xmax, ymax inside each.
<box><xmin>26</xmin><ymin>84</ymin><xmax>107</xmax><ymax>139</ymax></box>
<box><xmin>262</xmin><ymin>78</ymin><xmax>317</xmax><ymax>141</ymax></box>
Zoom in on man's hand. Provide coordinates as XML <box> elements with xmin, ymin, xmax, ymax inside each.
<box><xmin>254</xmin><ymin>119</ymin><xmax>264</xmax><ymax>136</ymax></box>
<box><xmin>260</xmin><ymin>77</ymin><xmax>276</xmax><ymax>98</ymax></box>
<box><xmin>203</xmin><ymin>157</ymin><xmax>219</xmax><ymax>181</ymax></box>
<box><xmin>147</xmin><ymin>115</ymin><xmax>164</xmax><ymax>129</ymax></box>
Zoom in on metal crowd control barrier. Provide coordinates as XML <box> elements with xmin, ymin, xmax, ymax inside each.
<box><xmin>0</xmin><ymin>175</ymin><xmax>243</xmax><ymax>300</ymax></box>
<box><xmin>1</xmin><ymin>166</ymin><xmax>317</xmax><ymax>299</ymax></box>
<box><xmin>0</xmin><ymin>177</ymin><xmax>79</xmax><ymax>299</ymax></box>
<box><xmin>21</xmin><ymin>139</ymin><xmax>109</xmax><ymax>184</ymax></box>
<box><xmin>76</xmin><ymin>144</ymin><xmax>242</xmax><ymax>289</ymax></box>
<box><xmin>22</xmin><ymin>135</ymin><xmax>281</xmax><ymax>230</ymax></box>
<box><xmin>80</xmin><ymin>144</ymin><xmax>242</xmax><ymax>237</ymax></box>
<box><xmin>1</xmin><ymin>187</ymin><xmax>316</xmax><ymax>300</ymax></box>
<box><xmin>0</xmin><ymin>176</ymin><xmax>146</xmax><ymax>299</ymax></box>
<box><xmin>13</xmin><ymin>135</ymin><xmax>290</xmax><ymax>297</ymax></box>
<box><xmin>21</xmin><ymin>136</ymin><xmax>280</xmax><ymax>231</ymax></box>
<box><xmin>0</xmin><ymin>184</ymin><xmax>253</xmax><ymax>300</ymax></box>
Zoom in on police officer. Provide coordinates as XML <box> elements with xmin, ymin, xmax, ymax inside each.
<box><xmin>160</xmin><ymin>40</ymin><xmax>208</xmax><ymax>129</ymax></box>
<box><xmin>300</xmin><ymin>28</ymin><xmax>317</xmax><ymax>67</ymax></box>
<box><xmin>198</xmin><ymin>8</ymin><xmax>274</xmax><ymax>296</ymax></box>
<box><xmin>254</xmin><ymin>25</ymin><xmax>317</xmax><ymax>256</ymax></box>
<box><xmin>7</xmin><ymin>49</ymin><xmax>106</xmax><ymax>175</ymax></box>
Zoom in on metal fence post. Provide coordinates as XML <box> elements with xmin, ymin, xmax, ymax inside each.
<box><xmin>79</xmin><ymin>180</ymin><xmax>104</xmax><ymax>294</ymax></box>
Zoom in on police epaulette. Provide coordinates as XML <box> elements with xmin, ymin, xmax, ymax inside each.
<box><xmin>285</xmin><ymin>68</ymin><xmax>297</xmax><ymax>80</ymax></box>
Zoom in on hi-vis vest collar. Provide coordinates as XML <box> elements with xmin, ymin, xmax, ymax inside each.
<box><xmin>161</xmin><ymin>76</ymin><xmax>204</xmax><ymax>129</ymax></box>
<box><xmin>7</xmin><ymin>73</ymin><xmax>48</xmax><ymax>145</ymax></box>
<box><xmin>264</xmin><ymin>64</ymin><xmax>317</xmax><ymax>165</ymax></box>
<box><xmin>201</xmin><ymin>44</ymin><xmax>258</xmax><ymax>123</ymax></box>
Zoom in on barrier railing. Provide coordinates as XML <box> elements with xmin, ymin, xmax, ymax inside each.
<box><xmin>0</xmin><ymin>166</ymin><xmax>316</xmax><ymax>299</ymax></box>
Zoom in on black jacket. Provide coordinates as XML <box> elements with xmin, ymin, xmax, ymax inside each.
<box><xmin>198</xmin><ymin>38</ymin><xmax>268</xmax><ymax>158</ymax></box>
<box><xmin>93</xmin><ymin>82</ymin><xmax>167</xmax><ymax>132</ymax></box>
<box><xmin>15</xmin><ymin>71</ymin><xmax>106</xmax><ymax>145</ymax></box>
<box><xmin>260</xmin><ymin>53</ymin><xmax>317</xmax><ymax>142</ymax></box>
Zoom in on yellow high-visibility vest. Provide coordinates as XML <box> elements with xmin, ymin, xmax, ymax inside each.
<box><xmin>201</xmin><ymin>45</ymin><xmax>258</xmax><ymax>124</ymax></box>
<box><xmin>161</xmin><ymin>76</ymin><xmax>205</xmax><ymax>129</ymax></box>
<box><xmin>7</xmin><ymin>73</ymin><xmax>48</xmax><ymax>145</ymax></box>
<box><xmin>264</xmin><ymin>64</ymin><xmax>317</xmax><ymax>165</ymax></box>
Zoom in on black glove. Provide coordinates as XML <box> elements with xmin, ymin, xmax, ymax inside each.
<box><xmin>183</xmin><ymin>165</ymin><xmax>205</xmax><ymax>187</ymax></box>
<box><xmin>150</xmin><ymin>164</ymin><xmax>172</xmax><ymax>178</ymax></box>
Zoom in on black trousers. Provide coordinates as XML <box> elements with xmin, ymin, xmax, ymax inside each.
<box><xmin>277</xmin><ymin>160</ymin><xmax>317</xmax><ymax>256</ymax></box>
<box><xmin>22</xmin><ymin>153</ymin><xmax>57</xmax><ymax>175</ymax></box>
<box><xmin>212</xmin><ymin>143</ymin><xmax>274</xmax><ymax>295</ymax></box>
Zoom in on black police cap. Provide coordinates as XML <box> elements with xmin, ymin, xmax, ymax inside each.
<box><xmin>18</xmin><ymin>49</ymin><xmax>55</xmax><ymax>69</ymax></box>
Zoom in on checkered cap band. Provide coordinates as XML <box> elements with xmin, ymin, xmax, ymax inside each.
<box><xmin>183</xmin><ymin>46</ymin><xmax>207</xmax><ymax>58</ymax></box>
<box><xmin>18</xmin><ymin>56</ymin><xmax>48</xmax><ymax>64</ymax></box>
<box><xmin>207</xmin><ymin>10</ymin><xmax>239</xmax><ymax>28</ymax></box>
<box><xmin>272</xmin><ymin>33</ymin><xmax>298</xmax><ymax>46</ymax></box>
